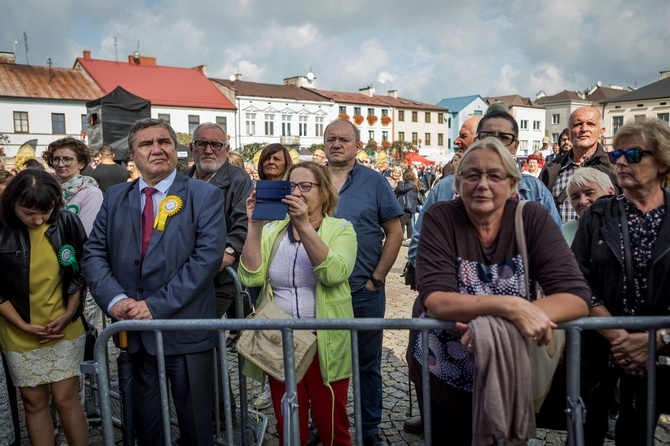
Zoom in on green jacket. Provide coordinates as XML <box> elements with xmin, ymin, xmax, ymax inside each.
<box><xmin>238</xmin><ymin>215</ymin><xmax>357</xmax><ymax>383</ymax></box>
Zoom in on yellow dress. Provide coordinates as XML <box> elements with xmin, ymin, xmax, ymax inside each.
<box><xmin>0</xmin><ymin>223</ymin><xmax>85</xmax><ymax>387</ymax></box>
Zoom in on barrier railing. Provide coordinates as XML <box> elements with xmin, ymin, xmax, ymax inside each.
<box><xmin>82</xmin><ymin>316</ymin><xmax>670</xmax><ymax>446</ymax></box>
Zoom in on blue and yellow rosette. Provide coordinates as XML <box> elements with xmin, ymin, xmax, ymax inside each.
<box><xmin>58</xmin><ymin>245</ymin><xmax>79</xmax><ymax>273</ymax></box>
<box><xmin>154</xmin><ymin>195</ymin><xmax>183</xmax><ymax>231</ymax></box>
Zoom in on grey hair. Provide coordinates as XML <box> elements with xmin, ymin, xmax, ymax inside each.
<box><xmin>566</xmin><ymin>168</ymin><xmax>614</xmax><ymax>195</ymax></box>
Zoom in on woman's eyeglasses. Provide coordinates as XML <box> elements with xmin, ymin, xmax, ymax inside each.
<box><xmin>52</xmin><ymin>156</ymin><xmax>75</xmax><ymax>166</ymax></box>
<box><xmin>477</xmin><ymin>131</ymin><xmax>516</xmax><ymax>146</ymax></box>
<box><xmin>607</xmin><ymin>147</ymin><xmax>652</xmax><ymax>164</ymax></box>
<box><xmin>459</xmin><ymin>170</ymin><xmax>511</xmax><ymax>183</ymax></box>
<box><xmin>290</xmin><ymin>181</ymin><xmax>320</xmax><ymax>192</ymax></box>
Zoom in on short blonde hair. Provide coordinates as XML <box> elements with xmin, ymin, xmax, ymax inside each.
<box><xmin>454</xmin><ymin>137</ymin><xmax>521</xmax><ymax>195</ymax></box>
<box><xmin>613</xmin><ymin>118</ymin><xmax>670</xmax><ymax>188</ymax></box>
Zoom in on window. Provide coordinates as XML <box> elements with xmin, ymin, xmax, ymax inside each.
<box><xmin>315</xmin><ymin>116</ymin><xmax>324</xmax><ymax>137</ymax></box>
<box><xmin>533</xmin><ymin>140</ymin><xmax>541</xmax><ymax>150</ymax></box>
<box><xmin>264</xmin><ymin>114</ymin><xmax>275</xmax><ymax>136</ymax></box>
<box><xmin>519</xmin><ymin>140</ymin><xmax>528</xmax><ymax>151</ymax></box>
<box><xmin>51</xmin><ymin>113</ymin><xmax>66</xmax><ymax>134</ymax></box>
<box><xmin>246</xmin><ymin>113</ymin><xmax>256</xmax><ymax>135</ymax></box>
<box><xmin>448</xmin><ymin>117</ymin><xmax>452</xmax><ymax>128</ymax></box>
<box><xmin>81</xmin><ymin>114</ymin><xmax>87</xmax><ymax>134</ymax></box>
<box><xmin>381</xmin><ymin>109</ymin><xmax>389</xmax><ymax>118</ymax></box>
<box><xmin>520</xmin><ymin>120</ymin><xmax>528</xmax><ymax>130</ymax></box>
<box><xmin>368</xmin><ymin>131</ymin><xmax>375</xmax><ymax>141</ymax></box>
<box><xmin>398</xmin><ymin>131</ymin><xmax>405</xmax><ymax>142</ymax></box>
<box><xmin>411</xmin><ymin>132</ymin><xmax>418</xmax><ymax>145</ymax></box>
<box><xmin>552</xmin><ymin>114</ymin><xmax>560</xmax><ymax>125</ymax></box>
<box><xmin>354</xmin><ymin>107</ymin><xmax>361</xmax><ymax>116</ymax></box>
<box><xmin>398</xmin><ymin>110</ymin><xmax>405</xmax><ymax>122</ymax></box>
<box><xmin>658</xmin><ymin>113</ymin><xmax>669</xmax><ymax>123</ymax></box>
<box><xmin>438</xmin><ymin>133</ymin><xmax>444</xmax><ymax>146</ymax></box>
<box><xmin>216</xmin><ymin>116</ymin><xmax>227</xmax><ymax>133</ymax></box>
<box><xmin>412</xmin><ymin>111</ymin><xmax>418</xmax><ymax>122</ymax></box>
<box><xmin>339</xmin><ymin>106</ymin><xmax>346</xmax><ymax>115</ymax></box>
<box><xmin>282</xmin><ymin>115</ymin><xmax>292</xmax><ymax>136</ymax></box>
<box><xmin>158</xmin><ymin>113</ymin><xmax>171</xmax><ymax>124</ymax></box>
<box><xmin>533</xmin><ymin>121</ymin><xmax>541</xmax><ymax>131</ymax></box>
<box><xmin>188</xmin><ymin>115</ymin><xmax>200</xmax><ymax>134</ymax></box>
<box><xmin>299</xmin><ymin>116</ymin><xmax>308</xmax><ymax>136</ymax></box>
<box><xmin>13</xmin><ymin>111</ymin><xmax>29</xmax><ymax>133</ymax></box>
<box><xmin>382</xmin><ymin>131</ymin><xmax>388</xmax><ymax>142</ymax></box>
<box><xmin>438</xmin><ymin>113</ymin><xmax>444</xmax><ymax>124</ymax></box>
<box><xmin>612</xmin><ymin>116</ymin><xmax>624</xmax><ymax>135</ymax></box>
<box><xmin>473</xmin><ymin>110</ymin><xmax>483</xmax><ymax>115</ymax></box>
<box><xmin>425</xmin><ymin>112</ymin><xmax>431</xmax><ymax>123</ymax></box>
<box><xmin>425</xmin><ymin>133</ymin><xmax>431</xmax><ymax>145</ymax></box>
<box><xmin>367</xmin><ymin>108</ymin><xmax>374</xmax><ymax>116</ymax></box>
<box><xmin>552</xmin><ymin>133</ymin><xmax>559</xmax><ymax>142</ymax></box>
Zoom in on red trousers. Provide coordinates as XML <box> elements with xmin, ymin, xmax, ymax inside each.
<box><xmin>269</xmin><ymin>356</ymin><xmax>350</xmax><ymax>446</ymax></box>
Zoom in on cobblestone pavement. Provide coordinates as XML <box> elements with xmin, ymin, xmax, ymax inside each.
<box><xmin>22</xmin><ymin>246</ymin><xmax>670</xmax><ymax>445</ymax></box>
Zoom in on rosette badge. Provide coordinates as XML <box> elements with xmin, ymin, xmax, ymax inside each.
<box><xmin>58</xmin><ymin>245</ymin><xmax>79</xmax><ymax>272</ymax></box>
<box><xmin>154</xmin><ymin>195</ymin><xmax>183</xmax><ymax>231</ymax></box>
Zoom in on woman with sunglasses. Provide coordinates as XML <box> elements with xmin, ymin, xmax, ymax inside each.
<box><xmin>239</xmin><ymin>161</ymin><xmax>357</xmax><ymax>445</ymax></box>
<box><xmin>572</xmin><ymin>118</ymin><xmax>670</xmax><ymax>445</ymax></box>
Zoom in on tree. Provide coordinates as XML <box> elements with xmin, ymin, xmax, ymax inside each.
<box><xmin>308</xmin><ymin>143</ymin><xmax>324</xmax><ymax>154</ymax></box>
<box><xmin>0</xmin><ymin>133</ymin><xmax>8</xmax><ymax>157</ymax></box>
<box><xmin>389</xmin><ymin>140</ymin><xmax>415</xmax><ymax>162</ymax></box>
<box><xmin>240</xmin><ymin>142</ymin><xmax>266</xmax><ymax>162</ymax></box>
<box><xmin>175</xmin><ymin>132</ymin><xmax>191</xmax><ymax>147</ymax></box>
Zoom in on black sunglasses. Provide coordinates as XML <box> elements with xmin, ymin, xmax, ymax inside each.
<box><xmin>607</xmin><ymin>147</ymin><xmax>652</xmax><ymax>164</ymax></box>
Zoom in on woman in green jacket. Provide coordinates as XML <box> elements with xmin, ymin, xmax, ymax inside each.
<box><xmin>239</xmin><ymin>161</ymin><xmax>357</xmax><ymax>446</ymax></box>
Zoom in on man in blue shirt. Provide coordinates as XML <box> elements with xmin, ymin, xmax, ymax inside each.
<box><xmin>409</xmin><ymin>110</ymin><xmax>562</xmax><ymax>266</ymax></box>
<box><xmin>326</xmin><ymin>119</ymin><xmax>403</xmax><ymax>446</ymax></box>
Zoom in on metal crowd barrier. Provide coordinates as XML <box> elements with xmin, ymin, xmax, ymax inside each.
<box><xmin>82</xmin><ymin>315</ymin><xmax>670</xmax><ymax>446</ymax></box>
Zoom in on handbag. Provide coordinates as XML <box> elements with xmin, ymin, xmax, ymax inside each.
<box><xmin>515</xmin><ymin>200</ymin><xmax>566</xmax><ymax>412</ymax></box>
<box><xmin>81</xmin><ymin>316</ymin><xmax>98</xmax><ymax>361</ymax></box>
<box><xmin>236</xmin><ymin>227</ymin><xmax>318</xmax><ymax>383</ymax></box>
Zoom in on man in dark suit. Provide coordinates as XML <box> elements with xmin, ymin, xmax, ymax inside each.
<box><xmin>83</xmin><ymin>118</ymin><xmax>226</xmax><ymax>446</ymax></box>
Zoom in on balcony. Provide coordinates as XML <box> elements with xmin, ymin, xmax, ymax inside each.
<box><xmin>280</xmin><ymin>135</ymin><xmax>300</xmax><ymax>147</ymax></box>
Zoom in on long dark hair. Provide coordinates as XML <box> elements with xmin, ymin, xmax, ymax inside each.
<box><xmin>0</xmin><ymin>169</ymin><xmax>63</xmax><ymax>227</ymax></box>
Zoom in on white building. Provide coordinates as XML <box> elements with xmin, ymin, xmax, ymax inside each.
<box><xmin>486</xmin><ymin>95</ymin><xmax>546</xmax><ymax>156</ymax></box>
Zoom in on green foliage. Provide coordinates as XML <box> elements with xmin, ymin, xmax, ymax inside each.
<box><xmin>308</xmin><ymin>143</ymin><xmax>324</xmax><ymax>154</ymax></box>
<box><xmin>0</xmin><ymin>133</ymin><xmax>9</xmax><ymax>157</ymax></box>
<box><xmin>389</xmin><ymin>140</ymin><xmax>415</xmax><ymax>161</ymax></box>
<box><xmin>175</xmin><ymin>132</ymin><xmax>192</xmax><ymax>147</ymax></box>
<box><xmin>240</xmin><ymin>142</ymin><xmax>266</xmax><ymax>162</ymax></box>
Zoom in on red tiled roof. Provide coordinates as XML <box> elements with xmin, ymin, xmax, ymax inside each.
<box><xmin>212</xmin><ymin>79</ymin><xmax>331</xmax><ymax>102</ymax></box>
<box><xmin>0</xmin><ymin>62</ymin><xmax>104</xmax><ymax>100</ymax></box>
<box><xmin>75</xmin><ymin>54</ymin><xmax>235</xmax><ymax>110</ymax></box>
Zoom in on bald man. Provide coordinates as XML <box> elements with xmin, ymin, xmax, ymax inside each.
<box><xmin>312</xmin><ymin>148</ymin><xmax>327</xmax><ymax>165</ymax></box>
<box><xmin>443</xmin><ymin>115</ymin><xmax>483</xmax><ymax>177</ymax></box>
<box><xmin>539</xmin><ymin>106</ymin><xmax>618</xmax><ymax>222</ymax></box>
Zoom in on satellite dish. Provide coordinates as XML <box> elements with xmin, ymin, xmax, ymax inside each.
<box><xmin>229</xmin><ymin>74</ymin><xmax>236</xmax><ymax>82</ymax></box>
<box><xmin>596</xmin><ymin>81</ymin><xmax>602</xmax><ymax>87</ymax></box>
<box><xmin>307</xmin><ymin>71</ymin><xmax>315</xmax><ymax>81</ymax></box>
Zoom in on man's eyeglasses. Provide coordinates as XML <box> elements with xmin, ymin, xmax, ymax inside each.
<box><xmin>607</xmin><ymin>147</ymin><xmax>653</xmax><ymax>164</ymax></box>
<box><xmin>362</xmin><ymin>159</ymin><xmax>371</xmax><ymax>164</ymax></box>
<box><xmin>291</xmin><ymin>181</ymin><xmax>320</xmax><ymax>192</ymax></box>
<box><xmin>459</xmin><ymin>169</ymin><xmax>512</xmax><ymax>183</ymax></box>
<box><xmin>52</xmin><ymin>156</ymin><xmax>75</xmax><ymax>166</ymax></box>
<box><xmin>477</xmin><ymin>131</ymin><xmax>516</xmax><ymax>146</ymax></box>
<box><xmin>192</xmin><ymin>140</ymin><xmax>226</xmax><ymax>151</ymax></box>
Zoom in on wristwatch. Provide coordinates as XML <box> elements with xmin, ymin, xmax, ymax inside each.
<box><xmin>659</xmin><ymin>329</ymin><xmax>670</xmax><ymax>346</ymax></box>
<box><xmin>369</xmin><ymin>276</ymin><xmax>385</xmax><ymax>288</ymax></box>
<box><xmin>224</xmin><ymin>246</ymin><xmax>237</xmax><ymax>259</ymax></box>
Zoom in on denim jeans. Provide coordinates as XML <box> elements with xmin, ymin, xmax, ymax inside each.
<box><xmin>352</xmin><ymin>285</ymin><xmax>385</xmax><ymax>437</ymax></box>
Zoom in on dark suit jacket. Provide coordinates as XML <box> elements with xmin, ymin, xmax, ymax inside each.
<box><xmin>82</xmin><ymin>172</ymin><xmax>226</xmax><ymax>355</ymax></box>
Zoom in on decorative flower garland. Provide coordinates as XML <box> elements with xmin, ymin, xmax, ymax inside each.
<box><xmin>382</xmin><ymin>140</ymin><xmax>391</xmax><ymax>149</ymax></box>
<box><xmin>367</xmin><ymin>115</ymin><xmax>378</xmax><ymax>126</ymax></box>
<box><xmin>338</xmin><ymin>113</ymin><xmax>350</xmax><ymax>120</ymax></box>
<box><xmin>381</xmin><ymin>116</ymin><xmax>392</xmax><ymax>126</ymax></box>
<box><xmin>353</xmin><ymin>114</ymin><xmax>365</xmax><ymax>125</ymax></box>
<box><xmin>154</xmin><ymin>195</ymin><xmax>183</xmax><ymax>231</ymax></box>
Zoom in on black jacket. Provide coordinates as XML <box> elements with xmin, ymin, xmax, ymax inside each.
<box><xmin>185</xmin><ymin>160</ymin><xmax>254</xmax><ymax>287</ymax></box>
<box><xmin>539</xmin><ymin>144</ymin><xmax>618</xmax><ymax>209</ymax></box>
<box><xmin>0</xmin><ymin>209</ymin><xmax>87</xmax><ymax>323</ymax></box>
<box><xmin>395</xmin><ymin>181</ymin><xmax>419</xmax><ymax>213</ymax></box>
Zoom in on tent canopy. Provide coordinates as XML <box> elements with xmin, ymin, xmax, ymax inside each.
<box><xmin>405</xmin><ymin>151</ymin><xmax>434</xmax><ymax>165</ymax></box>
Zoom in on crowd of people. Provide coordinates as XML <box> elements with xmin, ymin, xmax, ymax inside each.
<box><xmin>0</xmin><ymin>106</ymin><xmax>668</xmax><ymax>445</ymax></box>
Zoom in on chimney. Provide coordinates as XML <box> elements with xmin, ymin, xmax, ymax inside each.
<box><xmin>193</xmin><ymin>64</ymin><xmax>207</xmax><ymax>76</ymax></box>
<box><xmin>83</xmin><ymin>50</ymin><xmax>91</xmax><ymax>60</ymax></box>
<box><xmin>284</xmin><ymin>75</ymin><xmax>317</xmax><ymax>88</ymax></box>
<box><xmin>359</xmin><ymin>85</ymin><xmax>375</xmax><ymax>97</ymax></box>
<box><xmin>128</xmin><ymin>53</ymin><xmax>157</xmax><ymax>67</ymax></box>
<box><xmin>234</xmin><ymin>72</ymin><xmax>243</xmax><ymax>81</ymax></box>
<box><xmin>0</xmin><ymin>51</ymin><xmax>15</xmax><ymax>64</ymax></box>
<box><xmin>387</xmin><ymin>90</ymin><xmax>398</xmax><ymax>98</ymax></box>
<box><xmin>660</xmin><ymin>71</ymin><xmax>670</xmax><ymax>81</ymax></box>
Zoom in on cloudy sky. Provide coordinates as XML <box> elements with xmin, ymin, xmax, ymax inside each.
<box><xmin>2</xmin><ymin>0</ymin><xmax>669</xmax><ymax>104</ymax></box>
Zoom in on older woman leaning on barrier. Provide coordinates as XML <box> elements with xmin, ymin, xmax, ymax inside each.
<box><xmin>572</xmin><ymin>118</ymin><xmax>670</xmax><ymax>445</ymax></box>
<box><xmin>407</xmin><ymin>137</ymin><xmax>590</xmax><ymax>445</ymax></box>
<box><xmin>238</xmin><ymin>161</ymin><xmax>357</xmax><ymax>446</ymax></box>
